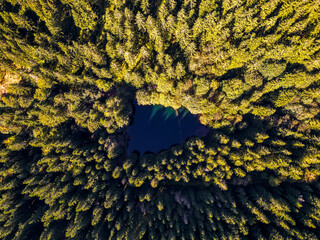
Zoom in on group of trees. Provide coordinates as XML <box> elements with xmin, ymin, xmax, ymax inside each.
<box><xmin>0</xmin><ymin>0</ymin><xmax>320</xmax><ymax>239</ymax></box>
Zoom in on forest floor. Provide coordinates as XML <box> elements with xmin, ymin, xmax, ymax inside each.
<box><xmin>0</xmin><ymin>70</ymin><xmax>21</xmax><ymax>96</ymax></box>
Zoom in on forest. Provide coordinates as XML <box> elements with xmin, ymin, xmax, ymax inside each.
<box><xmin>0</xmin><ymin>0</ymin><xmax>320</xmax><ymax>239</ymax></box>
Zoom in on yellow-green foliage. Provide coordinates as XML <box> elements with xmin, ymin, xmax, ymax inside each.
<box><xmin>0</xmin><ymin>0</ymin><xmax>320</xmax><ymax>239</ymax></box>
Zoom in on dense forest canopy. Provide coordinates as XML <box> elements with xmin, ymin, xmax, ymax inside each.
<box><xmin>0</xmin><ymin>0</ymin><xmax>320</xmax><ymax>239</ymax></box>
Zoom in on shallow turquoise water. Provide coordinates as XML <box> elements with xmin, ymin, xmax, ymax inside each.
<box><xmin>128</xmin><ymin>104</ymin><xmax>209</xmax><ymax>155</ymax></box>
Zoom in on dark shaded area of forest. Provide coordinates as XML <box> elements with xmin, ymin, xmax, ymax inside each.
<box><xmin>0</xmin><ymin>0</ymin><xmax>320</xmax><ymax>239</ymax></box>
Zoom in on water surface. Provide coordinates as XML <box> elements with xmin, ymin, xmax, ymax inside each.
<box><xmin>128</xmin><ymin>104</ymin><xmax>209</xmax><ymax>154</ymax></box>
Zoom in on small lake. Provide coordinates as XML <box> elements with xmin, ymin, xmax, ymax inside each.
<box><xmin>127</xmin><ymin>103</ymin><xmax>209</xmax><ymax>155</ymax></box>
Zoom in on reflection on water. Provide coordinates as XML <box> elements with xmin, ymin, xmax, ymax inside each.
<box><xmin>128</xmin><ymin>104</ymin><xmax>209</xmax><ymax>155</ymax></box>
<box><xmin>149</xmin><ymin>105</ymin><xmax>189</xmax><ymax>121</ymax></box>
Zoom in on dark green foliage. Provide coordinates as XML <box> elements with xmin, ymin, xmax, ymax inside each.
<box><xmin>1</xmin><ymin>0</ymin><xmax>320</xmax><ymax>239</ymax></box>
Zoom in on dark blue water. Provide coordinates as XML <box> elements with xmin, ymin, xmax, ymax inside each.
<box><xmin>128</xmin><ymin>104</ymin><xmax>209</xmax><ymax>155</ymax></box>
